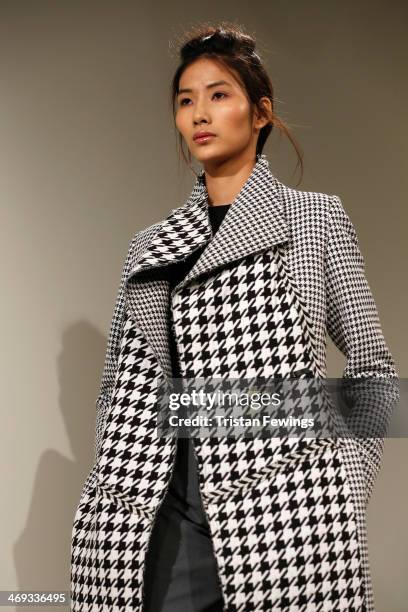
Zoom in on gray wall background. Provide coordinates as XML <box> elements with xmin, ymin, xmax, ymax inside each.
<box><xmin>1</xmin><ymin>1</ymin><xmax>406</xmax><ymax>610</ymax></box>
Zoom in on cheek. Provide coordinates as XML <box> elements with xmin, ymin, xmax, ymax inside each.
<box><xmin>218</xmin><ymin>102</ymin><xmax>251</xmax><ymax>130</ymax></box>
<box><xmin>175</xmin><ymin>112</ymin><xmax>186</xmax><ymax>134</ymax></box>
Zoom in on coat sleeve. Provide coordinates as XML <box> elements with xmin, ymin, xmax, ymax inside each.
<box><xmin>325</xmin><ymin>194</ymin><xmax>399</xmax><ymax>487</ymax></box>
<box><xmin>94</xmin><ymin>234</ymin><xmax>138</xmax><ymax>462</ymax></box>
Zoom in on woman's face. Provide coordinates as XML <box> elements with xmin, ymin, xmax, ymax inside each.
<box><xmin>175</xmin><ymin>57</ymin><xmax>268</xmax><ymax>167</ymax></box>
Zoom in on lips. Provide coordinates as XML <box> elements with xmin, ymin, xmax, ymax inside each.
<box><xmin>193</xmin><ymin>132</ymin><xmax>216</xmax><ymax>142</ymax></box>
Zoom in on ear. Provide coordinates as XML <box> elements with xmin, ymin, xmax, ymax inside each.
<box><xmin>253</xmin><ymin>97</ymin><xmax>273</xmax><ymax>130</ymax></box>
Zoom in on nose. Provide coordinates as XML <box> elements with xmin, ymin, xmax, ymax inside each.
<box><xmin>193</xmin><ymin>96</ymin><xmax>209</xmax><ymax>125</ymax></box>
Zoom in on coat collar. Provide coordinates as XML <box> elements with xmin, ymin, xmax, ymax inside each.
<box><xmin>124</xmin><ymin>153</ymin><xmax>291</xmax><ymax>380</ymax></box>
<box><xmin>126</xmin><ymin>153</ymin><xmax>290</xmax><ymax>290</ymax></box>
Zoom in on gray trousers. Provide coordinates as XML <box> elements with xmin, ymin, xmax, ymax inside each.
<box><xmin>143</xmin><ymin>437</ymin><xmax>224</xmax><ymax>612</ymax></box>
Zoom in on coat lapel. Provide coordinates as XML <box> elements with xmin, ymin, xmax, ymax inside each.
<box><xmin>125</xmin><ymin>154</ymin><xmax>291</xmax><ymax>380</ymax></box>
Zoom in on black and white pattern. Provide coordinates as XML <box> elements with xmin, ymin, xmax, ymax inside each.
<box><xmin>70</xmin><ymin>153</ymin><xmax>399</xmax><ymax>611</ymax></box>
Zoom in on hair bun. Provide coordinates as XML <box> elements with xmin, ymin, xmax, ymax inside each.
<box><xmin>181</xmin><ymin>29</ymin><xmax>237</xmax><ymax>61</ymax></box>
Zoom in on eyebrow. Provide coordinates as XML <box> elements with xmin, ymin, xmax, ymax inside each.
<box><xmin>177</xmin><ymin>80</ymin><xmax>232</xmax><ymax>95</ymax></box>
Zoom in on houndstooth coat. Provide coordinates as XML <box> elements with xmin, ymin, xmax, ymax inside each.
<box><xmin>70</xmin><ymin>153</ymin><xmax>399</xmax><ymax>611</ymax></box>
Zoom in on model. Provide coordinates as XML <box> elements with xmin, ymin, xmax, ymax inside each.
<box><xmin>70</xmin><ymin>22</ymin><xmax>399</xmax><ymax>612</ymax></box>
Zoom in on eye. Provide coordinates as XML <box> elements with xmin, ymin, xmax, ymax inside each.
<box><xmin>213</xmin><ymin>91</ymin><xmax>227</xmax><ymax>100</ymax></box>
<box><xmin>178</xmin><ymin>91</ymin><xmax>228</xmax><ymax>106</ymax></box>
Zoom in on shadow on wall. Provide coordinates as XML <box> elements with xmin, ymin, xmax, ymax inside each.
<box><xmin>12</xmin><ymin>321</ymin><xmax>106</xmax><ymax>612</ymax></box>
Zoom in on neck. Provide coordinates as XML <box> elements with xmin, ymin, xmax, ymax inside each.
<box><xmin>203</xmin><ymin>155</ymin><xmax>257</xmax><ymax>207</ymax></box>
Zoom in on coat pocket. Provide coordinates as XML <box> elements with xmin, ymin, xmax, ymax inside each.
<box><xmin>202</xmin><ymin>442</ymin><xmax>366</xmax><ymax>611</ymax></box>
<box><xmin>70</xmin><ymin>470</ymin><xmax>154</xmax><ymax>611</ymax></box>
<box><xmin>70</xmin><ymin>464</ymin><xmax>99</xmax><ymax>610</ymax></box>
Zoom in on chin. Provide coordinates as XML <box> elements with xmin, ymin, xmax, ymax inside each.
<box><xmin>194</xmin><ymin>148</ymin><xmax>230</xmax><ymax>165</ymax></box>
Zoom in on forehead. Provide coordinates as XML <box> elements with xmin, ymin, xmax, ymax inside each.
<box><xmin>179</xmin><ymin>57</ymin><xmax>241</xmax><ymax>89</ymax></box>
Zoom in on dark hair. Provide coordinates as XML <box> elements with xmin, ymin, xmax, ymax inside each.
<box><xmin>170</xmin><ymin>21</ymin><xmax>304</xmax><ymax>184</ymax></box>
